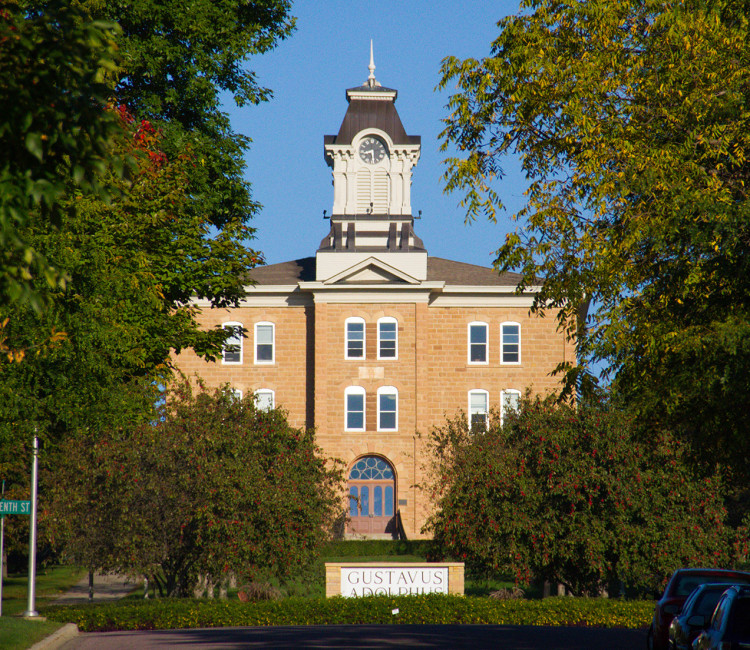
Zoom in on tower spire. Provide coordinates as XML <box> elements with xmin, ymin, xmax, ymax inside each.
<box><xmin>367</xmin><ymin>40</ymin><xmax>380</xmax><ymax>87</ymax></box>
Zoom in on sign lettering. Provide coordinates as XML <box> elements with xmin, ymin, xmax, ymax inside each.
<box><xmin>341</xmin><ymin>566</ymin><xmax>448</xmax><ymax>598</ymax></box>
<box><xmin>0</xmin><ymin>500</ymin><xmax>31</xmax><ymax>516</ymax></box>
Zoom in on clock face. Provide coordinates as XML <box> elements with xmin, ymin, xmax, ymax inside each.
<box><xmin>358</xmin><ymin>137</ymin><xmax>387</xmax><ymax>164</ymax></box>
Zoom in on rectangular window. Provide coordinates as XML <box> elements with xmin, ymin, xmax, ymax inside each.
<box><xmin>222</xmin><ymin>323</ymin><xmax>242</xmax><ymax>365</ymax></box>
<box><xmin>378</xmin><ymin>388</ymin><xmax>398</xmax><ymax>431</ymax></box>
<box><xmin>346</xmin><ymin>319</ymin><xmax>365</xmax><ymax>359</ymax></box>
<box><xmin>501</xmin><ymin>323</ymin><xmax>521</xmax><ymax>364</ymax></box>
<box><xmin>254</xmin><ymin>389</ymin><xmax>274</xmax><ymax>411</ymax></box>
<box><xmin>346</xmin><ymin>389</ymin><xmax>365</xmax><ymax>431</ymax></box>
<box><xmin>255</xmin><ymin>323</ymin><xmax>274</xmax><ymax>364</ymax></box>
<box><xmin>501</xmin><ymin>389</ymin><xmax>521</xmax><ymax>424</ymax></box>
<box><xmin>378</xmin><ymin>319</ymin><xmax>397</xmax><ymax>359</ymax></box>
<box><xmin>468</xmin><ymin>323</ymin><xmax>488</xmax><ymax>364</ymax></box>
<box><xmin>469</xmin><ymin>390</ymin><xmax>488</xmax><ymax>430</ymax></box>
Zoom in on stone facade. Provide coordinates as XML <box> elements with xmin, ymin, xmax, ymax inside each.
<box><xmin>175</xmin><ymin>61</ymin><xmax>574</xmax><ymax>539</ymax></box>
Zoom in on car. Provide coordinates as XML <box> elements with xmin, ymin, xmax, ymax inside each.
<box><xmin>647</xmin><ymin>568</ymin><xmax>750</xmax><ymax>650</ymax></box>
<box><xmin>668</xmin><ymin>583</ymin><xmax>735</xmax><ymax>650</ymax></box>
<box><xmin>692</xmin><ymin>584</ymin><xmax>750</xmax><ymax>649</ymax></box>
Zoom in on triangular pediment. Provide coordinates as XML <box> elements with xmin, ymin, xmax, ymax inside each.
<box><xmin>323</xmin><ymin>256</ymin><xmax>420</xmax><ymax>285</ymax></box>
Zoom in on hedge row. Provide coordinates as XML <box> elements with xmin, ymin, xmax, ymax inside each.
<box><xmin>46</xmin><ymin>595</ymin><xmax>653</xmax><ymax>632</ymax></box>
<box><xmin>321</xmin><ymin>540</ymin><xmax>432</xmax><ymax>557</ymax></box>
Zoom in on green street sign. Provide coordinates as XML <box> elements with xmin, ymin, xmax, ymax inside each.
<box><xmin>0</xmin><ymin>500</ymin><xmax>31</xmax><ymax>516</ymax></box>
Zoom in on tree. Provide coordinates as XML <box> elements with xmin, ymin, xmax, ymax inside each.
<box><xmin>44</xmin><ymin>379</ymin><xmax>344</xmax><ymax>597</ymax></box>
<box><xmin>0</xmin><ymin>109</ymin><xmax>251</xmax><ymax>461</ymax></box>
<box><xmin>74</xmin><ymin>0</ymin><xmax>295</xmax><ymax>255</ymax></box>
<box><xmin>423</xmin><ymin>397</ymin><xmax>745</xmax><ymax>596</ymax></box>
<box><xmin>438</xmin><ymin>1</ymin><xmax>750</xmax><ymax>474</ymax></box>
<box><xmin>0</xmin><ymin>0</ymin><xmax>124</xmax><ymax>309</ymax></box>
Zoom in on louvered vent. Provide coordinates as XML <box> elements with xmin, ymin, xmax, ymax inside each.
<box><xmin>356</xmin><ymin>168</ymin><xmax>390</xmax><ymax>214</ymax></box>
<box><xmin>356</xmin><ymin>168</ymin><xmax>372</xmax><ymax>213</ymax></box>
<box><xmin>372</xmin><ymin>169</ymin><xmax>389</xmax><ymax>213</ymax></box>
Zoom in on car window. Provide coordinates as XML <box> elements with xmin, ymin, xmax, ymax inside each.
<box><xmin>695</xmin><ymin>591</ymin><xmax>724</xmax><ymax>618</ymax></box>
<box><xmin>675</xmin><ymin>575</ymin><xmax>750</xmax><ymax>597</ymax></box>
<box><xmin>730</xmin><ymin>598</ymin><xmax>750</xmax><ymax>635</ymax></box>
<box><xmin>676</xmin><ymin>579</ymin><xmax>706</xmax><ymax>596</ymax></box>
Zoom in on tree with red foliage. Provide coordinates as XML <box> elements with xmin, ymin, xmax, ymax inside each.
<box><xmin>424</xmin><ymin>396</ymin><xmax>747</xmax><ymax>596</ymax></box>
<box><xmin>44</xmin><ymin>378</ymin><xmax>344</xmax><ymax>597</ymax></box>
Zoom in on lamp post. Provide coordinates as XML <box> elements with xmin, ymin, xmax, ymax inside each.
<box><xmin>23</xmin><ymin>436</ymin><xmax>39</xmax><ymax>618</ymax></box>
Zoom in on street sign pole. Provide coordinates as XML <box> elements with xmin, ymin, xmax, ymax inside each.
<box><xmin>23</xmin><ymin>436</ymin><xmax>39</xmax><ymax>618</ymax></box>
<box><xmin>0</xmin><ymin>479</ymin><xmax>5</xmax><ymax>617</ymax></box>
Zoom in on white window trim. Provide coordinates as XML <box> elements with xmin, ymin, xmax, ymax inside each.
<box><xmin>500</xmin><ymin>321</ymin><xmax>522</xmax><ymax>365</ymax></box>
<box><xmin>254</xmin><ymin>321</ymin><xmax>275</xmax><ymax>365</ymax></box>
<box><xmin>345</xmin><ymin>316</ymin><xmax>366</xmax><ymax>360</ymax></box>
<box><xmin>469</xmin><ymin>389</ymin><xmax>489</xmax><ymax>431</ymax></box>
<box><xmin>377</xmin><ymin>317</ymin><xmax>398</xmax><ymax>360</ymax></box>
<box><xmin>230</xmin><ymin>388</ymin><xmax>243</xmax><ymax>401</ymax></box>
<box><xmin>254</xmin><ymin>388</ymin><xmax>275</xmax><ymax>411</ymax></box>
<box><xmin>377</xmin><ymin>386</ymin><xmax>398</xmax><ymax>432</ymax></box>
<box><xmin>501</xmin><ymin>389</ymin><xmax>522</xmax><ymax>425</ymax></box>
<box><xmin>345</xmin><ymin>386</ymin><xmax>366</xmax><ymax>432</ymax></box>
<box><xmin>467</xmin><ymin>321</ymin><xmax>489</xmax><ymax>365</ymax></box>
<box><xmin>221</xmin><ymin>321</ymin><xmax>243</xmax><ymax>365</ymax></box>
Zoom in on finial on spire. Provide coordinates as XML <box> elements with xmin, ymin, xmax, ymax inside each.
<box><xmin>367</xmin><ymin>40</ymin><xmax>380</xmax><ymax>87</ymax></box>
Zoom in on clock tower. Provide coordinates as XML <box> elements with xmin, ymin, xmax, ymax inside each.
<box><xmin>317</xmin><ymin>45</ymin><xmax>425</xmax><ymax>282</ymax></box>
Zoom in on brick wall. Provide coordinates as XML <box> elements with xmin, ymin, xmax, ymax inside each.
<box><xmin>177</xmin><ymin>297</ymin><xmax>573</xmax><ymax>539</ymax></box>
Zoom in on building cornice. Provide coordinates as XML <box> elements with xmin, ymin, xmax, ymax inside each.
<box><xmin>190</xmin><ymin>281</ymin><xmax>540</xmax><ymax>309</ymax></box>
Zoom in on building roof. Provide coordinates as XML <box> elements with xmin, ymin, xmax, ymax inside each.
<box><xmin>246</xmin><ymin>256</ymin><xmax>524</xmax><ymax>288</ymax></box>
<box><xmin>327</xmin><ymin>98</ymin><xmax>420</xmax><ymax>146</ymax></box>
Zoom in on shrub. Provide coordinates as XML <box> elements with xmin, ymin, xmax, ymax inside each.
<box><xmin>45</xmin><ymin>594</ymin><xmax>653</xmax><ymax>630</ymax></box>
<box><xmin>237</xmin><ymin>583</ymin><xmax>282</xmax><ymax>602</ymax></box>
<box><xmin>423</xmin><ymin>396</ymin><xmax>745</xmax><ymax>596</ymax></box>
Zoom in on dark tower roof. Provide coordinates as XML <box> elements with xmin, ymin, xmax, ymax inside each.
<box><xmin>326</xmin><ymin>91</ymin><xmax>420</xmax><ymax>146</ymax></box>
<box><xmin>324</xmin><ymin>47</ymin><xmax>420</xmax><ymax>147</ymax></box>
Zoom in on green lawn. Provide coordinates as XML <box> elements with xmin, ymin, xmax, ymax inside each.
<box><xmin>1</xmin><ymin>564</ymin><xmax>86</xmax><ymax>650</ymax></box>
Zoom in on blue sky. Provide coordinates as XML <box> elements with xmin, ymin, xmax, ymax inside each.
<box><xmin>228</xmin><ymin>1</ymin><xmax>525</xmax><ymax>267</ymax></box>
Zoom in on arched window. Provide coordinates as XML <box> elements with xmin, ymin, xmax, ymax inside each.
<box><xmin>377</xmin><ymin>386</ymin><xmax>398</xmax><ymax>431</ymax></box>
<box><xmin>501</xmin><ymin>322</ymin><xmax>521</xmax><ymax>364</ymax></box>
<box><xmin>221</xmin><ymin>322</ymin><xmax>243</xmax><ymax>365</ymax></box>
<box><xmin>345</xmin><ymin>386</ymin><xmax>366</xmax><ymax>431</ymax></box>
<box><xmin>468</xmin><ymin>321</ymin><xmax>488</xmax><ymax>364</ymax></box>
<box><xmin>345</xmin><ymin>317</ymin><xmax>365</xmax><ymax>359</ymax></box>
<box><xmin>254</xmin><ymin>389</ymin><xmax>275</xmax><ymax>411</ymax></box>
<box><xmin>469</xmin><ymin>389</ymin><xmax>489</xmax><ymax>430</ymax></box>
<box><xmin>254</xmin><ymin>322</ymin><xmax>275</xmax><ymax>364</ymax></box>
<box><xmin>501</xmin><ymin>389</ymin><xmax>521</xmax><ymax>424</ymax></box>
<box><xmin>377</xmin><ymin>317</ymin><xmax>398</xmax><ymax>360</ymax></box>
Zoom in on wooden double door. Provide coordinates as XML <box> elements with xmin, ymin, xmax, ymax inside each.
<box><xmin>347</xmin><ymin>456</ymin><xmax>396</xmax><ymax>536</ymax></box>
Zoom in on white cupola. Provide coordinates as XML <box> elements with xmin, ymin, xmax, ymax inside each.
<box><xmin>317</xmin><ymin>44</ymin><xmax>426</xmax><ymax>282</ymax></box>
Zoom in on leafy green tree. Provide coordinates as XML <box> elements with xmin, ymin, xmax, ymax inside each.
<box><xmin>0</xmin><ymin>109</ymin><xmax>248</xmax><ymax>461</ymax></box>
<box><xmin>0</xmin><ymin>0</ymin><xmax>123</xmax><ymax>309</ymax></box>
<box><xmin>423</xmin><ymin>397</ymin><xmax>745</xmax><ymax>596</ymax></box>
<box><xmin>73</xmin><ymin>0</ymin><xmax>296</xmax><ymax>251</ymax></box>
<box><xmin>438</xmin><ymin>1</ymin><xmax>750</xmax><ymax>474</ymax></box>
<box><xmin>44</xmin><ymin>379</ymin><xmax>344</xmax><ymax>597</ymax></box>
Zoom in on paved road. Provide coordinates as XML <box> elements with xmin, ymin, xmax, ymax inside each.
<box><xmin>60</xmin><ymin>623</ymin><xmax>647</xmax><ymax>649</ymax></box>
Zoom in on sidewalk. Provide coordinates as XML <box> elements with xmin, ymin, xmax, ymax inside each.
<box><xmin>29</xmin><ymin>574</ymin><xmax>137</xmax><ymax>650</ymax></box>
<box><xmin>53</xmin><ymin>572</ymin><xmax>137</xmax><ymax>605</ymax></box>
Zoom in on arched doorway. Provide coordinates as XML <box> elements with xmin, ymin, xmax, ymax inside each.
<box><xmin>348</xmin><ymin>456</ymin><xmax>396</xmax><ymax>536</ymax></box>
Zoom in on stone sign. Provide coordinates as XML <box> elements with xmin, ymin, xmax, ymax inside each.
<box><xmin>325</xmin><ymin>562</ymin><xmax>464</xmax><ymax>598</ymax></box>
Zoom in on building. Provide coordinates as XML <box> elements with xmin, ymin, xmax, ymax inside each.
<box><xmin>177</xmin><ymin>54</ymin><xmax>574</xmax><ymax>539</ymax></box>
